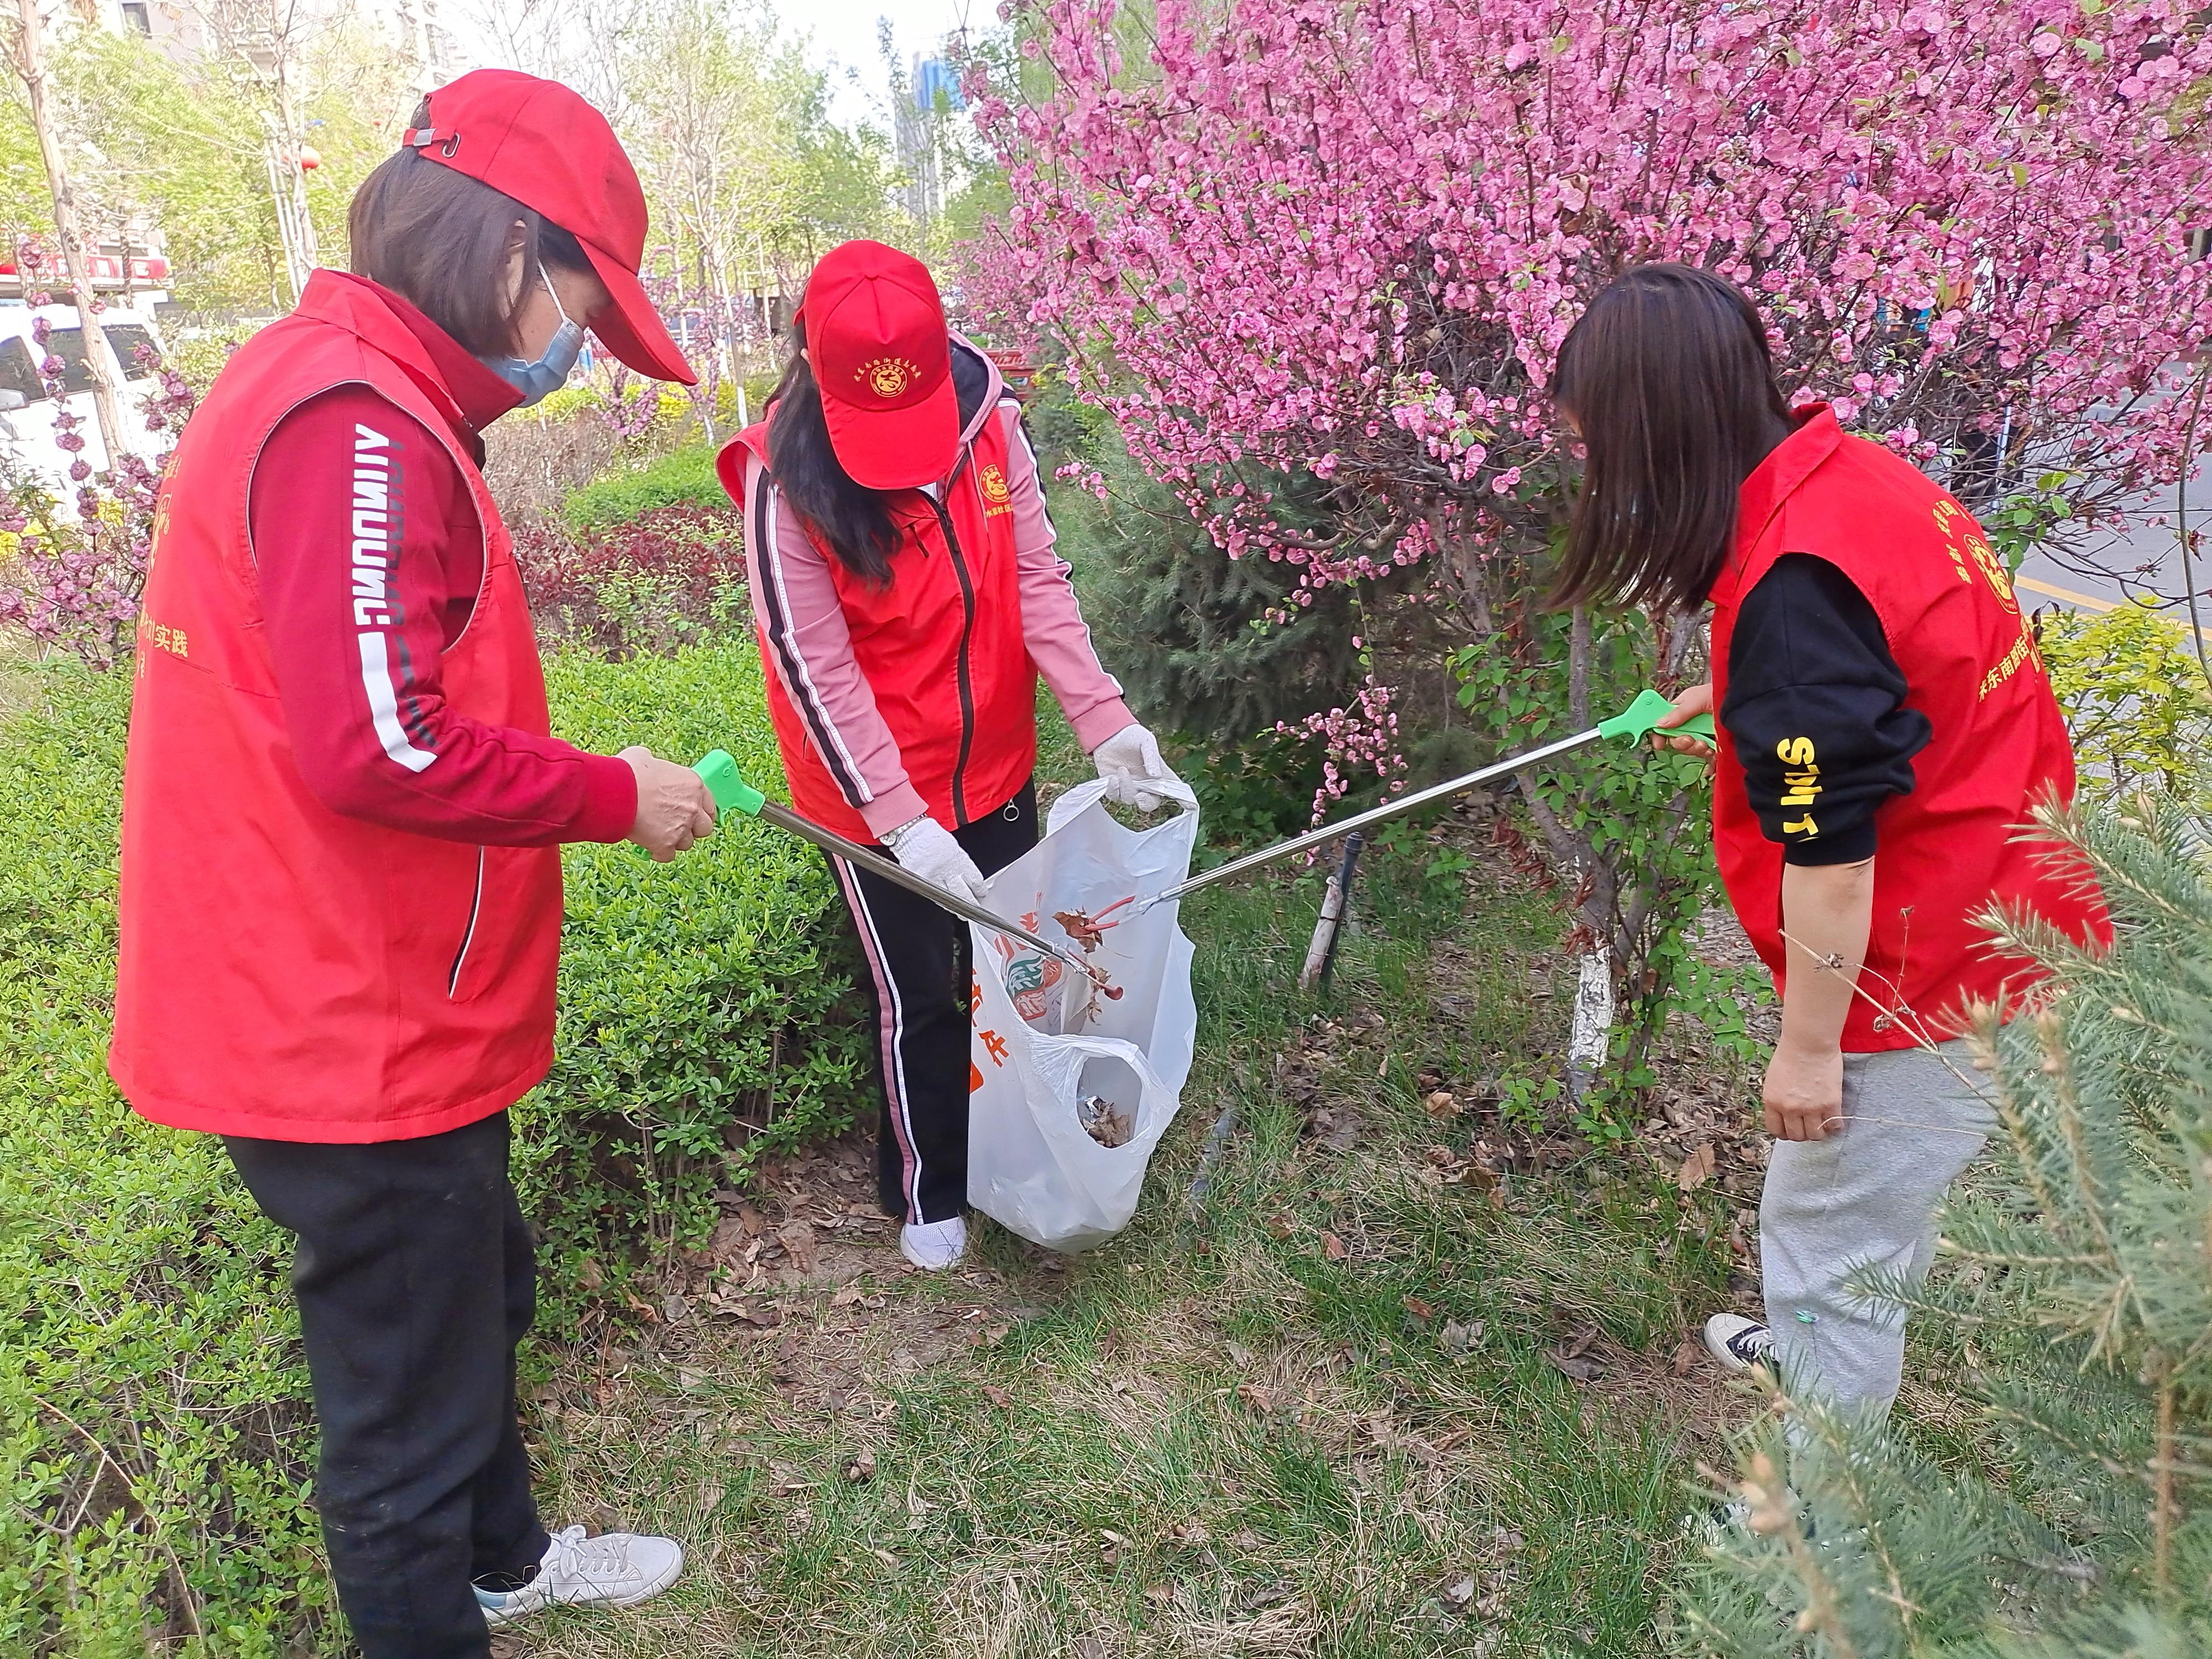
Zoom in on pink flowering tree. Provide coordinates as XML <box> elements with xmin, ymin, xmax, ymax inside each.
<box><xmin>966</xmin><ymin>0</ymin><xmax>2212</xmax><ymax>1081</ymax></box>
<box><xmin>0</xmin><ymin>238</ymin><xmax>196</xmax><ymax>670</ymax></box>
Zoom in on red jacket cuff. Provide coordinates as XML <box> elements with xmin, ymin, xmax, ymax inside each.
<box><xmin>572</xmin><ymin>753</ymin><xmax>639</xmax><ymax>843</ymax></box>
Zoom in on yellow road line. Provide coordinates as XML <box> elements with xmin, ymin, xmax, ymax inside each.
<box><xmin>2016</xmin><ymin>575</ymin><xmax>2117</xmax><ymax>612</ymax></box>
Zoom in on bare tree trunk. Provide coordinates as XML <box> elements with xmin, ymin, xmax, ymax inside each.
<box><xmin>14</xmin><ymin>0</ymin><xmax>126</xmax><ymax>471</ymax></box>
<box><xmin>1562</xmin><ymin>606</ymin><xmax>1612</xmax><ymax>1093</ymax></box>
<box><xmin>1567</xmin><ymin>604</ymin><xmax>1593</xmax><ymax>727</ymax></box>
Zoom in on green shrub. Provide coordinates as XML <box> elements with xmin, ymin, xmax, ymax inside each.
<box><xmin>0</xmin><ymin>641</ymin><xmax>864</xmax><ymax>1650</ymax></box>
<box><xmin>561</xmin><ymin>442</ymin><xmax>729</xmax><ymax>530</ymax></box>
<box><xmin>521</xmin><ymin>644</ymin><xmax>869</xmax><ymax>1293</ymax></box>
<box><xmin>1048</xmin><ymin>435</ymin><xmax>1375</xmax><ymax>748</ymax></box>
<box><xmin>531</xmin><ymin>380</ymin><xmax>604</xmax><ymax>425</ymax></box>
<box><xmin>2039</xmin><ymin>598</ymin><xmax>2212</xmax><ymax>801</ymax></box>
<box><xmin>0</xmin><ymin>664</ymin><xmax>335</xmax><ymax>1652</ymax></box>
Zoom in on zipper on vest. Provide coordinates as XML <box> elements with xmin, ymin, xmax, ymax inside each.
<box><xmin>448</xmin><ymin>847</ymin><xmax>485</xmax><ymax>998</ymax></box>
<box><xmin>925</xmin><ymin>495</ymin><xmax>979</xmax><ymax>825</ymax></box>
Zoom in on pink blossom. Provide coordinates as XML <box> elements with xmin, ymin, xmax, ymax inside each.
<box><xmin>955</xmin><ymin>0</ymin><xmax>2212</xmax><ymax>800</ymax></box>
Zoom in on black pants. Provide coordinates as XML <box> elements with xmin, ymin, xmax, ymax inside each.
<box><xmin>832</xmin><ymin>780</ymin><xmax>1040</xmax><ymax>1224</ymax></box>
<box><xmin>225</xmin><ymin>1112</ymin><xmax>549</xmax><ymax>1659</ymax></box>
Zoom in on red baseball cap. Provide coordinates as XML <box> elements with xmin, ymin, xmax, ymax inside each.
<box><xmin>798</xmin><ymin>241</ymin><xmax>957</xmax><ymax>490</ymax></box>
<box><xmin>401</xmin><ymin>69</ymin><xmax>695</xmax><ymax>384</ymax></box>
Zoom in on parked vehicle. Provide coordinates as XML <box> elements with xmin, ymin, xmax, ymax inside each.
<box><xmin>0</xmin><ymin>303</ymin><xmax>168</xmax><ymax>491</ymax></box>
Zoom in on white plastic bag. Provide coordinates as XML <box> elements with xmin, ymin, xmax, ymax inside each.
<box><xmin>965</xmin><ymin>777</ymin><xmax>1199</xmax><ymax>1251</ymax></box>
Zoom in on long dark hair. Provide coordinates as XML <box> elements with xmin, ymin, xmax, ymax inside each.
<box><xmin>1547</xmin><ymin>264</ymin><xmax>1794</xmax><ymax>613</ymax></box>
<box><xmin>347</xmin><ymin>99</ymin><xmax>591</xmax><ymax>359</ymax></box>
<box><xmin>765</xmin><ymin>324</ymin><xmax>901</xmax><ymax>585</ymax></box>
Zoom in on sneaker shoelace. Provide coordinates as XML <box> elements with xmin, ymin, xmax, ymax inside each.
<box><xmin>1728</xmin><ymin>1328</ymin><xmax>1773</xmax><ymax>1364</ymax></box>
<box><xmin>545</xmin><ymin>1525</ymin><xmax>640</xmax><ymax>1587</ymax></box>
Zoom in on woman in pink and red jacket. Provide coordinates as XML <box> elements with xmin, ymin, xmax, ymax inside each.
<box><xmin>112</xmin><ymin>71</ymin><xmax>711</xmax><ymax>1656</ymax></box>
<box><xmin>719</xmin><ymin>239</ymin><xmax>1176</xmax><ymax>1271</ymax></box>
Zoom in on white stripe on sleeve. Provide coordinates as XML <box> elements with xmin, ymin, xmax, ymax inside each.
<box><xmin>358</xmin><ymin>631</ymin><xmax>439</xmax><ymax>774</ymax></box>
<box><xmin>761</xmin><ymin>482</ymin><xmax>872</xmax><ymax>801</ymax></box>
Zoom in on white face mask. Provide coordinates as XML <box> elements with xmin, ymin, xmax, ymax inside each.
<box><xmin>481</xmin><ymin>262</ymin><xmax>585</xmax><ymax>405</ymax></box>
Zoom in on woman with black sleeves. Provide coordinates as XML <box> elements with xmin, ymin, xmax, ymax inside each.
<box><xmin>1546</xmin><ymin>264</ymin><xmax>2106</xmax><ymax>1420</ymax></box>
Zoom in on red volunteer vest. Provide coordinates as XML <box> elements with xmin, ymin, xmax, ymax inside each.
<box><xmin>110</xmin><ymin>273</ymin><xmax>563</xmax><ymax>1141</ymax></box>
<box><xmin>718</xmin><ymin>410</ymin><xmax>1036</xmax><ymax>842</ymax></box>
<box><xmin>1708</xmin><ymin>406</ymin><xmax>2107</xmax><ymax>1051</ymax></box>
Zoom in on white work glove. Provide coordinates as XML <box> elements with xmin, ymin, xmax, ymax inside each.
<box><xmin>881</xmin><ymin>813</ymin><xmax>987</xmax><ymax>904</ymax></box>
<box><xmin>1090</xmin><ymin>721</ymin><xmax>1178</xmax><ymax>812</ymax></box>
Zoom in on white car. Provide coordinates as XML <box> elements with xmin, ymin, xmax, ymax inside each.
<box><xmin>0</xmin><ymin>304</ymin><xmax>168</xmax><ymax>491</ymax></box>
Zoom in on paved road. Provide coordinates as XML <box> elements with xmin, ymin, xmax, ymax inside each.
<box><xmin>2009</xmin><ymin>362</ymin><xmax>2212</xmax><ymax>623</ymax></box>
<box><xmin>2014</xmin><ymin>455</ymin><xmax>2212</xmax><ymax>618</ymax></box>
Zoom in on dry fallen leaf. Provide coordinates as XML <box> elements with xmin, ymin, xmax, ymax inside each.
<box><xmin>844</xmin><ymin>1448</ymin><xmax>877</xmax><ymax>1483</ymax></box>
<box><xmin>1441</xmin><ymin>1318</ymin><xmax>1485</xmax><ymax>1356</ymax></box>
<box><xmin>1237</xmin><ymin>1381</ymin><xmax>1277</xmax><ymax>1416</ymax></box>
<box><xmin>713</xmin><ymin>1298</ymin><xmax>780</xmax><ymax>1328</ymax></box>
<box><xmin>1321</xmin><ymin>1231</ymin><xmax>1349</xmax><ymax>1261</ymax></box>
<box><xmin>831</xmin><ymin>1282</ymin><xmax>867</xmax><ymax>1308</ymax></box>
<box><xmin>1423</xmin><ymin>1089</ymin><xmax>1460</xmax><ymax>1120</ymax></box>
<box><xmin>778</xmin><ymin>1220</ymin><xmax>819</xmax><ymax>1274</ymax></box>
<box><xmin>708</xmin><ymin>1214</ymin><xmax>748</xmax><ymax>1265</ymax></box>
<box><xmin>1099</xmin><ymin>1529</ymin><xmax>1125</xmax><ymax>1567</ymax></box>
<box><xmin>1677</xmin><ymin>1144</ymin><xmax>1717</xmax><ymax>1192</ymax></box>
<box><xmin>981</xmin><ymin>1385</ymin><xmax>1013</xmax><ymax>1409</ymax></box>
<box><xmin>1443</xmin><ymin>1575</ymin><xmax>1477</xmax><ymax>1609</ymax></box>
<box><xmin>1401</xmin><ymin>1293</ymin><xmax>1436</xmax><ymax>1321</ymax></box>
<box><xmin>1672</xmin><ymin>1338</ymin><xmax>1705</xmax><ymax>1376</ymax></box>
<box><xmin>1547</xmin><ymin>1350</ymin><xmax>1603</xmax><ymax>1383</ymax></box>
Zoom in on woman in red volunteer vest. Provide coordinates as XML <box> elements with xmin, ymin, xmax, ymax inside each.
<box><xmin>1547</xmin><ymin>265</ymin><xmax>2105</xmax><ymax>1420</ymax></box>
<box><xmin>112</xmin><ymin>71</ymin><xmax>715</xmax><ymax>1654</ymax></box>
<box><xmin>721</xmin><ymin>240</ymin><xmax>1176</xmax><ymax>1271</ymax></box>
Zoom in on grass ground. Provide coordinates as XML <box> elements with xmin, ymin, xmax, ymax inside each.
<box><xmin>506</xmin><ymin>714</ymin><xmax>1750</xmax><ymax>1659</ymax></box>
<box><xmin>0</xmin><ymin>653</ymin><xmax>1770</xmax><ymax>1656</ymax></box>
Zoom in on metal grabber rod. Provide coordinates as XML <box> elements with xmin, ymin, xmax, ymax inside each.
<box><xmin>1136</xmin><ymin>688</ymin><xmax>1715</xmax><ymax>914</ymax></box>
<box><xmin>690</xmin><ymin>750</ymin><xmax>1102</xmax><ymax>982</ymax></box>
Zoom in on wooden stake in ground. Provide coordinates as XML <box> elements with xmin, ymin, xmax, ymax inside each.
<box><xmin>9</xmin><ymin>0</ymin><xmax>128</xmax><ymax>472</ymax></box>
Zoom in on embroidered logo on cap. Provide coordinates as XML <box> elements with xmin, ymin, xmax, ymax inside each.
<box><xmin>857</xmin><ymin>356</ymin><xmax>920</xmax><ymax>400</ymax></box>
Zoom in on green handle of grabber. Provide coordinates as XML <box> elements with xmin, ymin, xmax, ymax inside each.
<box><xmin>693</xmin><ymin>750</ymin><xmax>766</xmax><ymax>815</ymax></box>
<box><xmin>1595</xmin><ymin>688</ymin><xmax>1717</xmax><ymax>746</ymax></box>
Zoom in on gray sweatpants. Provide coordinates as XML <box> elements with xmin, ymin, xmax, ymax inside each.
<box><xmin>1760</xmin><ymin>1039</ymin><xmax>1994</xmax><ymax>1418</ymax></box>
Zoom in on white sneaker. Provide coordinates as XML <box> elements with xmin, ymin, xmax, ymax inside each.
<box><xmin>477</xmin><ymin>1524</ymin><xmax>683</xmax><ymax>1627</ymax></box>
<box><xmin>900</xmin><ymin>1217</ymin><xmax>967</xmax><ymax>1270</ymax></box>
<box><xmin>1702</xmin><ymin>1312</ymin><xmax>1776</xmax><ymax>1373</ymax></box>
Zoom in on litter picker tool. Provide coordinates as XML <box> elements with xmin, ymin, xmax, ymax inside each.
<box><xmin>1135</xmin><ymin>688</ymin><xmax>1714</xmax><ymax>914</ymax></box>
<box><xmin>691</xmin><ymin>750</ymin><xmax>1102</xmax><ymax>982</ymax></box>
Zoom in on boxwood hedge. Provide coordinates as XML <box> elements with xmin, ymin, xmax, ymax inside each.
<box><xmin>0</xmin><ymin>639</ymin><xmax>864</xmax><ymax>1650</ymax></box>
